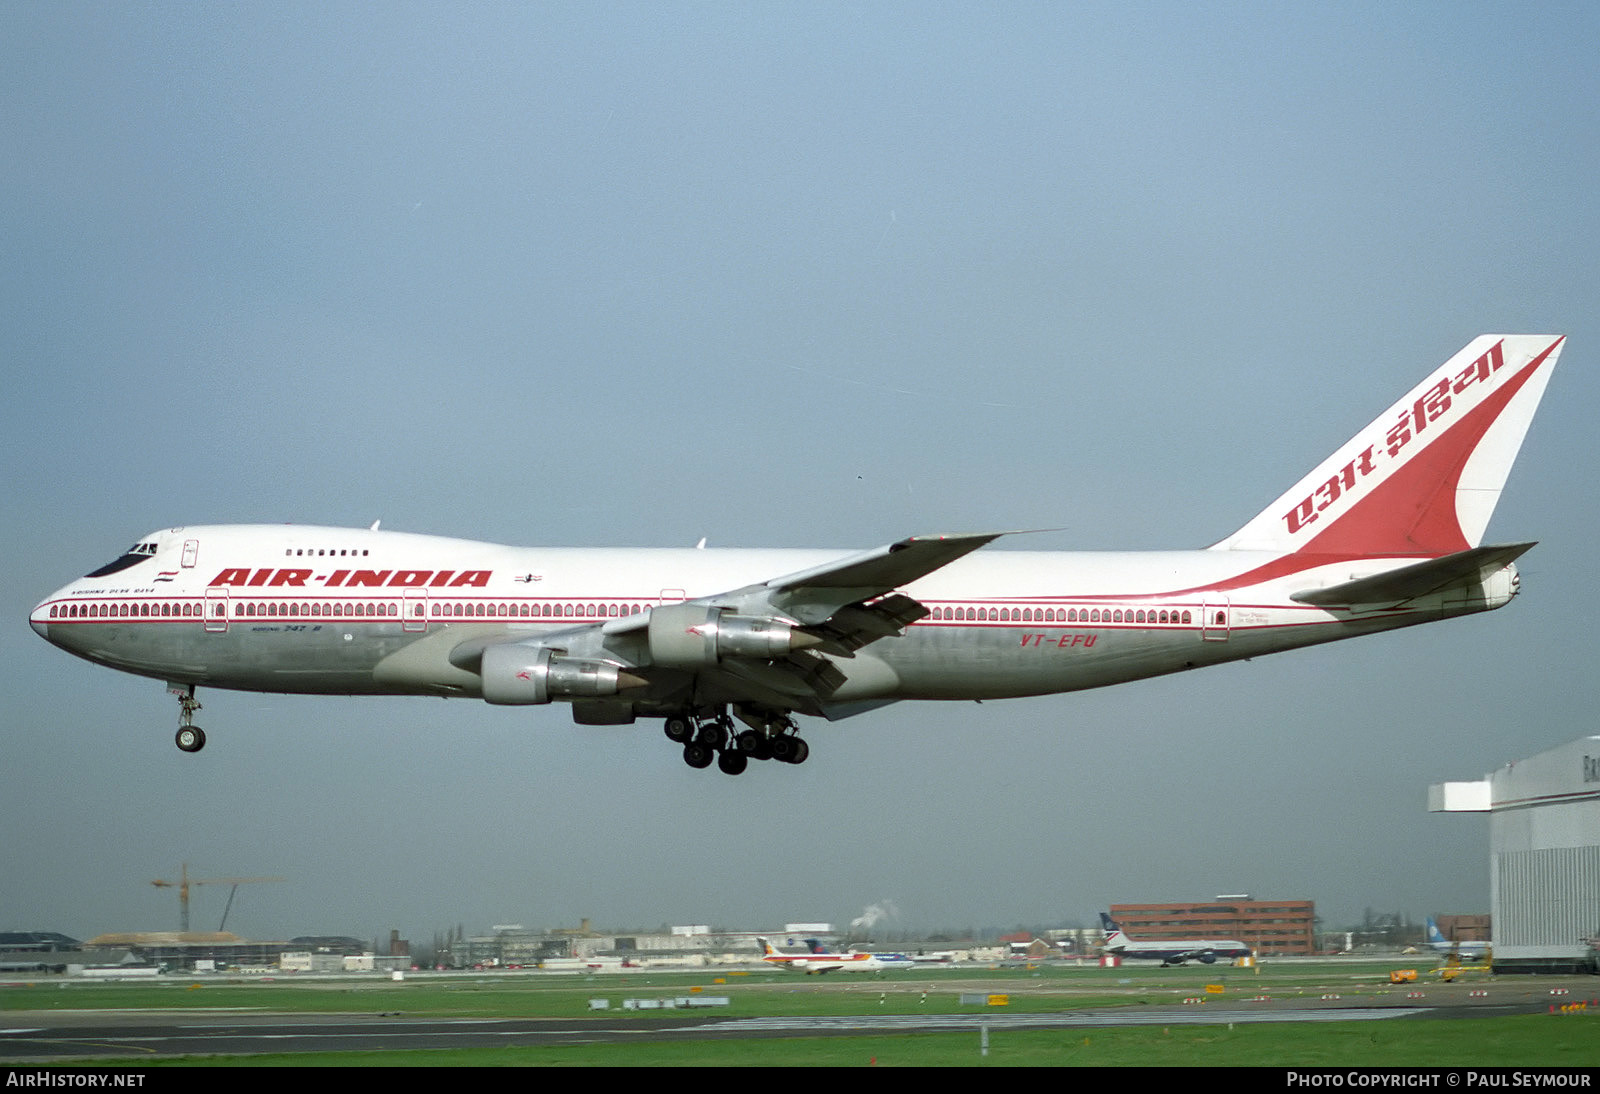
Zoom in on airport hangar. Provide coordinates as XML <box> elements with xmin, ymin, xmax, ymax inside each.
<box><xmin>1430</xmin><ymin>734</ymin><xmax>1600</xmax><ymax>974</ymax></box>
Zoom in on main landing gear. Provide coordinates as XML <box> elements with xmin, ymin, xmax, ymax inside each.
<box><xmin>662</xmin><ymin>709</ymin><xmax>808</xmax><ymax>775</ymax></box>
<box><xmin>171</xmin><ymin>684</ymin><xmax>206</xmax><ymax>753</ymax></box>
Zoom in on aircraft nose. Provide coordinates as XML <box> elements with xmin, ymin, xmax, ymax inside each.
<box><xmin>29</xmin><ymin>599</ymin><xmax>54</xmax><ymax>641</ymax></box>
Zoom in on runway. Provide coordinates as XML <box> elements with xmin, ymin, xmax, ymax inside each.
<box><xmin>0</xmin><ymin>999</ymin><xmax>1539</xmax><ymax>1061</ymax></box>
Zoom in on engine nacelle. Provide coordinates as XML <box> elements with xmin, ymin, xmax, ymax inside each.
<box><xmin>647</xmin><ymin>604</ymin><xmax>814</xmax><ymax>668</ymax></box>
<box><xmin>481</xmin><ymin>644</ymin><xmax>631</xmax><ymax>705</ymax></box>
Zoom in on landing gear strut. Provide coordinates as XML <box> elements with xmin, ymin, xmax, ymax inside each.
<box><xmin>768</xmin><ymin>733</ymin><xmax>809</xmax><ymax>765</ymax></box>
<box><xmin>669</xmin><ymin>706</ymin><xmax>809</xmax><ymax>774</ymax></box>
<box><xmin>171</xmin><ymin>684</ymin><xmax>205</xmax><ymax>753</ymax></box>
<box><xmin>738</xmin><ymin>707</ymin><xmax>809</xmax><ymax>766</ymax></box>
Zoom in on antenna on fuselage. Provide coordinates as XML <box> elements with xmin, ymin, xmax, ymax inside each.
<box><xmin>370</xmin><ymin>520</ymin><xmax>381</xmax><ymax>531</ymax></box>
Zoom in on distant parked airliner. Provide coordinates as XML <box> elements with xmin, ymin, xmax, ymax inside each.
<box><xmin>1099</xmin><ymin>913</ymin><xmax>1252</xmax><ymax>966</ymax></box>
<box><xmin>758</xmin><ymin>937</ymin><xmax>914</xmax><ymax>974</ymax></box>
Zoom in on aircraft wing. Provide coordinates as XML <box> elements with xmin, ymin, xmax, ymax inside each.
<box><xmin>636</xmin><ymin>531</ymin><xmax>1007</xmax><ymax>710</ymax></box>
<box><xmin>766</xmin><ymin>532</ymin><xmax>1005</xmax><ymax>594</ymax></box>
<box><xmin>1290</xmin><ymin>542</ymin><xmax>1535</xmax><ymax>607</ymax></box>
<box><xmin>754</xmin><ymin>531</ymin><xmax>1005</xmax><ymax>652</ymax></box>
<box><xmin>601</xmin><ymin>531</ymin><xmax>1005</xmax><ymax>635</ymax></box>
<box><xmin>462</xmin><ymin>532</ymin><xmax>1009</xmax><ymax>717</ymax></box>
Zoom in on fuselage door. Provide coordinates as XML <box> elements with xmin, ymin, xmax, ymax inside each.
<box><xmin>181</xmin><ymin>539</ymin><xmax>199</xmax><ymax>568</ymax></box>
<box><xmin>1202</xmin><ymin>596</ymin><xmax>1230</xmax><ymax>641</ymax></box>
<box><xmin>204</xmin><ymin>587</ymin><xmax>229</xmax><ymax>633</ymax></box>
<box><xmin>403</xmin><ymin>587</ymin><xmax>427</xmax><ymax>632</ymax></box>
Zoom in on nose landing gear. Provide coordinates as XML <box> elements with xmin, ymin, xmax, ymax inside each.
<box><xmin>170</xmin><ymin>683</ymin><xmax>206</xmax><ymax>753</ymax></box>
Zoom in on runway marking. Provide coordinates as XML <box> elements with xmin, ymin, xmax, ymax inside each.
<box><xmin>677</xmin><ymin>1008</ymin><xmax>1429</xmax><ymax>1033</ymax></box>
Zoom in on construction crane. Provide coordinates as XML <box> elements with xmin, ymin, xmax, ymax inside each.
<box><xmin>150</xmin><ymin>863</ymin><xmax>286</xmax><ymax>933</ymax></box>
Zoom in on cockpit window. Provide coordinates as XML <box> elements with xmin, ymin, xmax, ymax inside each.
<box><xmin>85</xmin><ymin>542</ymin><xmax>158</xmax><ymax>578</ymax></box>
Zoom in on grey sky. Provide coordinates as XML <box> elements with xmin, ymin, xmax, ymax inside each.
<box><xmin>4</xmin><ymin>2</ymin><xmax>1596</xmax><ymax>944</ymax></box>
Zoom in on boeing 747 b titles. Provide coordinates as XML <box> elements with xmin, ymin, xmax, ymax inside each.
<box><xmin>1099</xmin><ymin>913</ymin><xmax>1252</xmax><ymax>966</ymax></box>
<box><xmin>31</xmin><ymin>335</ymin><xmax>1563</xmax><ymax>775</ymax></box>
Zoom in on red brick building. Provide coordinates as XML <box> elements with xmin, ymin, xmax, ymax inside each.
<box><xmin>1109</xmin><ymin>899</ymin><xmax>1316</xmax><ymax>956</ymax></box>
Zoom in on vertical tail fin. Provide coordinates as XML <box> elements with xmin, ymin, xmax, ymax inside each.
<box><xmin>1214</xmin><ymin>336</ymin><xmax>1564</xmax><ymax>556</ymax></box>
<box><xmin>1099</xmin><ymin>912</ymin><xmax>1128</xmax><ymax>952</ymax></box>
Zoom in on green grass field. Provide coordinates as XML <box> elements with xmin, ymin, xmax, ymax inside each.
<box><xmin>107</xmin><ymin>1016</ymin><xmax>1595</xmax><ymax>1068</ymax></box>
<box><xmin>5</xmin><ymin>962</ymin><xmax>1597</xmax><ymax>1066</ymax></box>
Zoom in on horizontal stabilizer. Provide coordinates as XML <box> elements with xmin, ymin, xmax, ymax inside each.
<box><xmin>1290</xmin><ymin>542</ymin><xmax>1535</xmax><ymax>607</ymax></box>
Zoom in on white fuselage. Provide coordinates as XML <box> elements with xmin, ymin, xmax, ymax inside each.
<box><xmin>761</xmin><ymin>947</ymin><xmax>915</xmax><ymax>973</ymax></box>
<box><xmin>1105</xmin><ymin>936</ymin><xmax>1253</xmax><ymax>964</ymax></box>
<box><xmin>31</xmin><ymin>523</ymin><xmax>1516</xmax><ymax>715</ymax></box>
<box><xmin>26</xmin><ymin>336</ymin><xmax>1558</xmax><ymax>762</ymax></box>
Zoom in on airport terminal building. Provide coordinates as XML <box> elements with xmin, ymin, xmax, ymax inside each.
<box><xmin>1430</xmin><ymin>734</ymin><xmax>1600</xmax><ymax>974</ymax></box>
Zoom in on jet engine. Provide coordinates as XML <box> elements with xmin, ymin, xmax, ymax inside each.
<box><xmin>481</xmin><ymin>644</ymin><xmax>642</xmax><ymax>705</ymax></box>
<box><xmin>646</xmin><ymin>604</ymin><xmax>819</xmax><ymax>668</ymax></box>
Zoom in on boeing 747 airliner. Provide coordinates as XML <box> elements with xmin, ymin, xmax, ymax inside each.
<box><xmin>1099</xmin><ymin>913</ymin><xmax>1252</xmax><ymax>966</ymax></box>
<box><xmin>30</xmin><ymin>335</ymin><xmax>1563</xmax><ymax>775</ymax></box>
